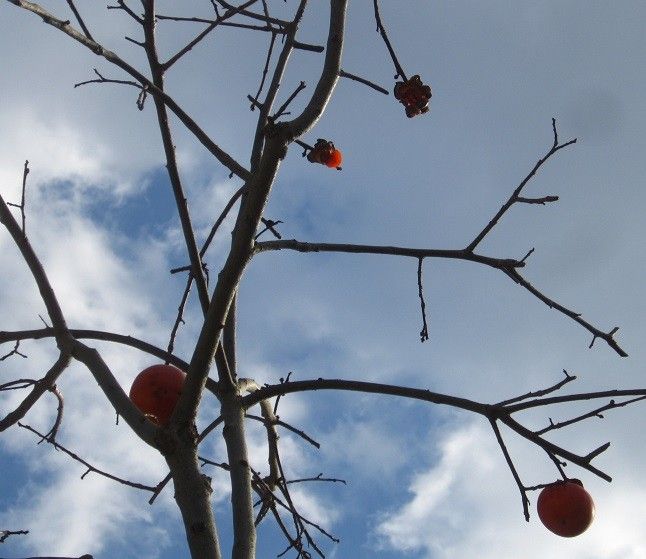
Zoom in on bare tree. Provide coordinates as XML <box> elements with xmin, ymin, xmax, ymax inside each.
<box><xmin>1</xmin><ymin>2</ymin><xmax>644</xmax><ymax>559</ymax></box>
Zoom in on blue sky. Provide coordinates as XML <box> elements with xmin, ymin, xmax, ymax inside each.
<box><xmin>1</xmin><ymin>2</ymin><xmax>646</xmax><ymax>558</ymax></box>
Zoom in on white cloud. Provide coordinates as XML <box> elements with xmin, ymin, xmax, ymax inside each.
<box><xmin>0</xmin><ymin>106</ymin><xmax>153</xmax><ymax>201</ymax></box>
<box><xmin>373</xmin><ymin>420</ymin><xmax>646</xmax><ymax>559</ymax></box>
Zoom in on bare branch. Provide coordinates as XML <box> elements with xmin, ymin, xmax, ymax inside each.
<box><xmin>339</xmin><ymin>69</ymin><xmax>389</xmax><ymax>95</ymax></box>
<box><xmin>489</xmin><ymin>418</ymin><xmax>531</xmax><ymax>521</ymax></box>
<box><xmin>255</xmin><ymin>239</ymin><xmax>525</xmax><ymax>270</ymax></box>
<box><xmin>256</xmin><ymin>238</ymin><xmax>626</xmax><ymax>355</ymax></box>
<box><xmin>246</xmin><ymin>413</ymin><xmax>321</xmax><ymax>449</ymax></box>
<box><xmin>242</xmin><ymin>377</ymin><xmax>489</xmax><ymax>415</ymax></box>
<box><xmin>417</xmin><ymin>257</ymin><xmax>429</xmax><ymax>342</ymax></box>
<box><xmin>161</xmin><ymin>0</ymin><xmax>259</xmax><ymax>72</ymax></box>
<box><xmin>504</xmin><ymin>387</ymin><xmax>646</xmax><ymax>413</ymax></box>
<box><xmin>466</xmin><ymin>119</ymin><xmax>576</xmax><ymax>252</ymax></box>
<box><xmin>499</xmin><ymin>414</ymin><xmax>612</xmax><ymax>481</ymax></box>
<box><xmin>74</xmin><ymin>67</ymin><xmax>140</xmax><ymax>89</ymax></box>
<box><xmin>273</xmin><ymin>81</ymin><xmax>307</xmax><ymax>120</ymax></box>
<box><xmin>0</xmin><ymin>340</ymin><xmax>27</xmax><ymax>361</ymax></box>
<box><xmin>250</xmin><ymin>31</ymin><xmax>277</xmax><ymax>111</ymax></box>
<box><xmin>496</xmin><ymin>369</ymin><xmax>576</xmax><ymax>406</ymax></box>
<box><xmin>372</xmin><ymin>0</ymin><xmax>406</xmax><ymax>80</ymax></box>
<box><xmin>0</xmin><ymin>529</ymin><xmax>29</xmax><ymax>543</ymax></box>
<box><xmin>200</xmin><ymin>184</ymin><xmax>247</xmax><ymax>260</ymax></box>
<box><xmin>166</xmin><ymin>275</ymin><xmax>193</xmax><ymax>357</ymax></box>
<box><xmin>107</xmin><ymin>0</ymin><xmax>143</xmax><ymax>24</ymax></box>
<box><xmin>213</xmin><ymin>0</ymin><xmax>289</xmax><ymax>27</ymax></box>
<box><xmin>536</xmin><ymin>395</ymin><xmax>646</xmax><ymax>435</ymax></box>
<box><xmin>249</xmin><ymin>0</ymin><xmax>309</xmax><ymax>170</ymax></box>
<box><xmin>19</xmin><ymin>422</ymin><xmax>157</xmax><ymax>492</ymax></box>
<box><xmin>284</xmin><ymin>0</ymin><xmax>348</xmax><ymax>140</ymax></box>
<box><xmin>502</xmin><ymin>266</ymin><xmax>627</xmax><ymax>356</ymax></box>
<box><xmin>65</xmin><ymin>0</ymin><xmax>93</xmax><ymax>40</ymax></box>
<box><xmin>0</xmin><ymin>354</ymin><xmax>70</xmax><ymax>433</ymax></box>
<box><xmin>516</xmin><ymin>195</ymin><xmax>559</xmax><ymax>205</ymax></box>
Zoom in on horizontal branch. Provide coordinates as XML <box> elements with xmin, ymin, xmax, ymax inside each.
<box><xmin>0</xmin><ymin>327</ymin><xmax>188</xmax><ymax>369</ymax></box>
<box><xmin>255</xmin><ymin>239</ymin><xmax>524</xmax><ymax>270</ymax></box>
<box><xmin>0</xmin><ymin>327</ymin><xmax>221</xmax><ymax>396</ymax></box>
<box><xmin>241</xmin><ymin>377</ymin><xmax>489</xmax><ymax>415</ymax></box>
<box><xmin>255</xmin><ymin>238</ymin><xmax>627</xmax><ymax>356</ymax></box>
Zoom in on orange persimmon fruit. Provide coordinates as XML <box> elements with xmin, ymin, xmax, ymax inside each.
<box><xmin>129</xmin><ymin>364</ymin><xmax>186</xmax><ymax>425</ymax></box>
<box><xmin>537</xmin><ymin>479</ymin><xmax>595</xmax><ymax>537</ymax></box>
<box><xmin>325</xmin><ymin>148</ymin><xmax>343</xmax><ymax>168</ymax></box>
<box><xmin>307</xmin><ymin>139</ymin><xmax>342</xmax><ymax>169</ymax></box>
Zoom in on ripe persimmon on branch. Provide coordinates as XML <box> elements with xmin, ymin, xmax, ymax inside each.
<box><xmin>1</xmin><ymin>2</ymin><xmax>644</xmax><ymax>559</ymax></box>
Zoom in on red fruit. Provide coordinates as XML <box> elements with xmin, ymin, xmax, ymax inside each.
<box><xmin>537</xmin><ymin>479</ymin><xmax>595</xmax><ymax>537</ymax></box>
<box><xmin>129</xmin><ymin>364</ymin><xmax>186</xmax><ymax>425</ymax></box>
<box><xmin>325</xmin><ymin>149</ymin><xmax>343</xmax><ymax>168</ymax></box>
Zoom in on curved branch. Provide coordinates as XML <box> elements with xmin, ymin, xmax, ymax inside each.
<box><xmin>1</xmin><ymin>327</ymin><xmax>187</xmax><ymax>369</ymax></box>
<box><xmin>0</xmin><ymin>354</ymin><xmax>70</xmax><ymax>432</ymax></box>
<box><xmin>283</xmin><ymin>0</ymin><xmax>348</xmax><ymax>139</ymax></box>
<box><xmin>249</xmin><ymin>0</ymin><xmax>308</xmax><ymax>170</ymax></box>
<box><xmin>0</xmin><ymin>327</ymin><xmax>222</xmax><ymax>396</ymax></box>
<box><xmin>241</xmin><ymin>377</ymin><xmax>489</xmax><ymax>414</ymax></box>
<box><xmin>241</xmin><ymin>377</ymin><xmax>646</xmax><ymax>485</ymax></box>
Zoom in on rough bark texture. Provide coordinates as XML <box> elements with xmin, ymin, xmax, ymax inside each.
<box><xmin>165</xmin><ymin>428</ymin><xmax>222</xmax><ymax>559</ymax></box>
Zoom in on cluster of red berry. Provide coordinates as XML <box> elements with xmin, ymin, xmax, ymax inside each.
<box><xmin>394</xmin><ymin>74</ymin><xmax>432</xmax><ymax>118</ymax></box>
<box><xmin>306</xmin><ymin>139</ymin><xmax>343</xmax><ymax>169</ymax></box>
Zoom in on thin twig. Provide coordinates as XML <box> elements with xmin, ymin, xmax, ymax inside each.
<box><xmin>0</xmin><ymin>340</ymin><xmax>27</xmax><ymax>361</ymax></box>
<box><xmin>166</xmin><ymin>274</ymin><xmax>193</xmax><ymax>357</ymax></box>
<box><xmin>19</xmin><ymin>422</ymin><xmax>157</xmax><ymax>492</ymax></box>
<box><xmin>272</xmin><ymin>81</ymin><xmax>307</xmax><ymax>120</ymax></box>
<box><xmin>372</xmin><ymin>0</ymin><xmax>406</xmax><ymax>80</ymax></box>
<box><xmin>161</xmin><ymin>0</ymin><xmax>259</xmax><ymax>71</ymax></box>
<box><xmin>286</xmin><ymin>473</ymin><xmax>346</xmax><ymax>485</ymax></box>
<box><xmin>466</xmin><ymin>119</ymin><xmax>575</xmax><ymax>253</ymax></box>
<box><xmin>246</xmin><ymin>413</ymin><xmax>321</xmax><ymax>449</ymax></box>
<box><xmin>6</xmin><ymin>160</ymin><xmax>29</xmax><ymax>235</ymax></box>
<box><xmin>496</xmin><ymin>369</ymin><xmax>576</xmax><ymax>406</ymax></box>
<box><xmin>417</xmin><ymin>257</ymin><xmax>429</xmax><ymax>342</ymax></box>
<box><xmin>251</xmin><ymin>31</ymin><xmax>277</xmax><ymax>111</ymax></box>
<box><xmin>66</xmin><ymin>0</ymin><xmax>93</xmax><ymax>40</ymax></box>
<box><xmin>536</xmin><ymin>395</ymin><xmax>646</xmax><ymax>435</ymax></box>
<box><xmin>0</xmin><ymin>529</ymin><xmax>29</xmax><ymax>543</ymax></box>
<box><xmin>107</xmin><ymin>0</ymin><xmax>144</xmax><ymax>24</ymax></box>
<box><xmin>489</xmin><ymin>418</ymin><xmax>531</xmax><ymax>521</ymax></box>
<box><xmin>339</xmin><ymin>69</ymin><xmax>388</xmax><ymax>95</ymax></box>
